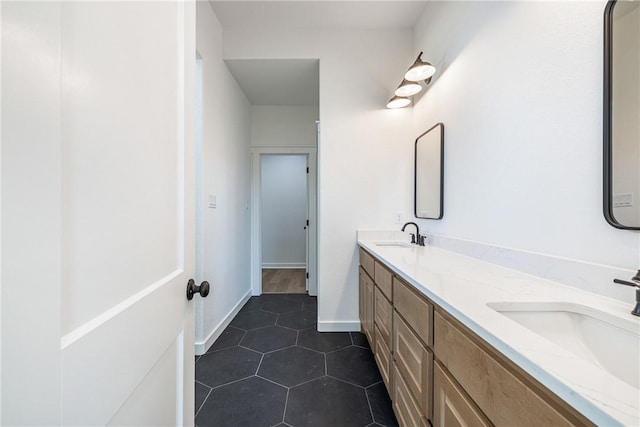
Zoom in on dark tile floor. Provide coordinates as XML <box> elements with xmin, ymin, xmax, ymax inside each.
<box><xmin>195</xmin><ymin>293</ymin><xmax>399</xmax><ymax>427</ymax></box>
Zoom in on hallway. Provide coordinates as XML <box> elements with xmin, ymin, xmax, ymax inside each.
<box><xmin>262</xmin><ymin>269</ymin><xmax>306</xmax><ymax>294</ymax></box>
<box><xmin>194</xmin><ymin>294</ymin><xmax>398</xmax><ymax>427</ymax></box>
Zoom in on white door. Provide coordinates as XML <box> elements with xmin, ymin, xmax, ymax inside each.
<box><xmin>1</xmin><ymin>2</ymin><xmax>197</xmax><ymax>425</ymax></box>
<box><xmin>305</xmin><ymin>155</ymin><xmax>310</xmax><ymax>292</ymax></box>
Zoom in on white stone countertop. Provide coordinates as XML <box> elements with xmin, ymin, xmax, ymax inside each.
<box><xmin>357</xmin><ymin>230</ymin><xmax>640</xmax><ymax>427</ymax></box>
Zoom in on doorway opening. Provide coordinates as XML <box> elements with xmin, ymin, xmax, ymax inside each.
<box><xmin>251</xmin><ymin>147</ymin><xmax>317</xmax><ymax>296</ymax></box>
<box><xmin>261</xmin><ymin>154</ymin><xmax>308</xmax><ymax>294</ymax></box>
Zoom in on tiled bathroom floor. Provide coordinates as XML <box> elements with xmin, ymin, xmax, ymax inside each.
<box><xmin>194</xmin><ymin>293</ymin><xmax>398</xmax><ymax>427</ymax></box>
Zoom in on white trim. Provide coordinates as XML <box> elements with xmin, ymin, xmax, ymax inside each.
<box><xmin>194</xmin><ymin>290</ymin><xmax>251</xmax><ymax>355</ymax></box>
<box><xmin>251</xmin><ymin>146</ymin><xmax>318</xmax><ymax>297</ymax></box>
<box><xmin>250</xmin><ymin>146</ymin><xmax>317</xmax><ymax>154</ymax></box>
<box><xmin>261</xmin><ymin>263</ymin><xmax>306</xmax><ymax>269</ymax></box>
<box><xmin>317</xmin><ymin>320</ymin><xmax>360</xmax><ymax>332</ymax></box>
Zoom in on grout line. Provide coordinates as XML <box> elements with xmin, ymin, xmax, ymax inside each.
<box><xmin>325</xmin><ymin>374</ymin><xmax>368</xmax><ymax>390</ymax></box>
<box><xmin>195</xmin><ymin>386</ymin><xmax>212</xmax><ymax>419</ymax></box>
<box><xmin>349</xmin><ymin>332</ymin><xmax>355</xmax><ymax>346</ymax></box>
<box><xmin>289</xmin><ymin>375</ymin><xmax>324</xmax><ymax>389</ymax></box>
<box><xmin>208</xmin><ymin>375</ymin><xmax>255</xmax><ymax>391</ymax></box>
<box><xmin>281</xmin><ymin>388</ymin><xmax>290</xmax><ymax>424</ymax></box>
<box><xmin>262</xmin><ymin>344</ymin><xmax>297</xmax><ymax>355</ymax></box>
<box><xmin>364</xmin><ymin>383</ymin><xmax>376</xmax><ymax>426</ymax></box>
<box><xmin>324</xmin><ymin>353</ymin><xmax>328</xmax><ymax>376</ymax></box>
<box><xmin>364</xmin><ymin>380</ymin><xmax>384</xmax><ymax>390</ymax></box>
<box><xmin>238</xmin><ymin>345</ymin><xmax>265</xmax><ymax>357</ymax></box>
<box><xmin>255</xmin><ymin>353</ymin><xmax>265</xmax><ymax>375</ymax></box>
<box><xmin>255</xmin><ymin>374</ymin><xmax>289</xmax><ymax>389</ymax></box>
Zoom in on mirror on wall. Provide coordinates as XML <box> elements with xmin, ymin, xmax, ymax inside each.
<box><xmin>415</xmin><ymin>123</ymin><xmax>444</xmax><ymax>220</ymax></box>
<box><xmin>604</xmin><ymin>0</ymin><xmax>640</xmax><ymax>230</ymax></box>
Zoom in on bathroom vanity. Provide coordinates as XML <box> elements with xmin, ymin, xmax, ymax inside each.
<box><xmin>358</xmin><ymin>231</ymin><xmax>640</xmax><ymax>427</ymax></box>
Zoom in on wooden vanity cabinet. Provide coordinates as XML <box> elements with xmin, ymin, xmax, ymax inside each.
<box><xmin>434</xmin><ymin>310</ymin><xmax>595</xmax><ymax>427</ymax></box>
<box><xmin>359</xmin><ymin>247</ymin><xmax>596</xmax><ymax>427</ymax></box>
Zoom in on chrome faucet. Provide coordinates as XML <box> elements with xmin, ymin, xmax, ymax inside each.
<box><xmin>613</xmin><ymin>270</ymin><xmax>640</xmax><ymax>317</ymax></box>
<box><xmin>401</xmin><ymin>222</ymin><xmax>425</xmax><ymax>246</ymax></box>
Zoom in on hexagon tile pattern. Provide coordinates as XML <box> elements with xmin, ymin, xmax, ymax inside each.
<box><xmin>194</xmin><ymin>293</ymin><xmax>398</xmax><ymax>427</ymax></box>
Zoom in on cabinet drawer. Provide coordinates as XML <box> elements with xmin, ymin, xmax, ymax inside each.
<box><xmin>359</xmin><ymin>248</ymin><xmax>375</xmax><ymax>278</ymax></box>
<box><xmin>374</xmin><ymin>261</ymin><xmax>393</xmax><ymax>300</ymax></box>
<box><xmin>434</xmin><ymin>311</ymin><xmax>593</xmax><ymax>427</ymax></box>
<box><xmin>393</xmin><ymin>312</ymin><xmax>432</xmax><ymax>420</ymax></box>
<box><xmin>394</xmin><ymin>277</ymin><xmax>433</xmax><ymax>346</ymax></box>
<box><xmin>375</xmin><ymin>325</ymin><xmax>392</xmax><ymax>393</ymax></box>
<box><xmin>433</xmin><ymin>361</ymin><xmax>492</xmax><ymax>427</ymax></box>
<box><xmin>374</xmin><ymin>286</ymin><xmax>393</xmax><ymax>348</ymax></box>
<box><xmin>393</xmin><ymin>364</ymin><xmax>429</xmax><ymax>427</ymax></box>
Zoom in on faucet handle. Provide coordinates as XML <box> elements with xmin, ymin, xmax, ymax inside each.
<box><xmin>613</xmin><ymin>278</ymin><xmax>640</xmax><ymax>289</ymax></box>
<box><xmin>409</xmin><ymin>233</ymin><xmax>416</xmax><ymax>244</ymax></box>
<box><xmin>613</xmin><ymin>269</ymin><xmax>640</xmax><ymax>289</ymax></box>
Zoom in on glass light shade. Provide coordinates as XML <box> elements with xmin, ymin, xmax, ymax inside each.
<box><xmin>405</xmin><ymin>62</ymin><xmax>436</xmax><ymax>82</ymax></box>
<box><xmin>395</xmin><ymin>80</ymin><xmax>422</xmax><ymax>97</ymax></box>
<box><xmin>386</xmin><ymin>95</ymin><xmax>411</xmax><ymax>109</ymax></box>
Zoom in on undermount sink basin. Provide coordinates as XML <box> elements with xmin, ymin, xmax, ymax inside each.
<box><xmin>487</xmin><ymin>301</ymin><xmax>640</xmax><ymax>389</ymax></box>
<box><xmin>373</xmin><ymin>241</ymin><xmax>413</xmax><ymax>248</ymax></box>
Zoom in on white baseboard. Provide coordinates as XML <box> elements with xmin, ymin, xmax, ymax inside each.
<box><xmin>317</xmin><ymin>320</ymin><xmax>361</xmax><ymax>332</ymax></box>
<box><xmin>195</xmin><ymin>290</ymin><xmax>252</xmax><ymax>356</ymax></box>
<box><xmin>262</xmin><ymin>263</ymin><xmax>306</xmax><ymax>269</ymax></box>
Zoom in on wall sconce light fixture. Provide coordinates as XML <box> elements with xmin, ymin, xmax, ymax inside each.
<box><xmin>387</xmin><ymin>51</ymin><xmax>435</xmax><ymax>109</ymax></box>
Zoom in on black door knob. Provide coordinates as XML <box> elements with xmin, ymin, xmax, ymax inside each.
<box><xmin>186</xmin><ymin>279</ymin><xmax>210</xmax><ymax>300</ymax></box>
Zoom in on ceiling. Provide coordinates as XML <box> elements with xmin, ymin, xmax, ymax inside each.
<box><xmin>211</xmin><ymin>1</ymin><xmax>427</xmax><ymax>106</ymax></box>
<box><xmin>209</xmin><ymin>1</ymin><xmax>429</xmax><ymax>31</ymax></box>
<box><xmin>225</xmin><ymin>59</ymin><xmax>319</xmax><ymax>106</ymax></box>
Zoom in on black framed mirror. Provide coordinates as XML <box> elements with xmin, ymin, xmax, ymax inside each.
<box><xmin>415</xmin><ymin>123</ymin><xmax>444</xmax><ymax>219</ymax></box>
<box><xmin>604</xmin><ymin>0</ymin><xmax>640</xmax><ymax>230</ymax></box>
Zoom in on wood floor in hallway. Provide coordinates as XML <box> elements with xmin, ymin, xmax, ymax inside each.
<box><xmin>262</xmin><ymin>268</ymin><xmax>306</xmax><ymax>294</ymax></box>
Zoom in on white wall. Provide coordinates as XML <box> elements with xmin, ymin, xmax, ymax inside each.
<box><xmin>251</xmin><ymin>105</ymin><xmax>318</xmax><ymax>147</ymax></box>
<box><xmin>224</xmin><ymin>28</ymin><xmax>415</xmax><ymax>330</ymax></box>
<box><xmin>261</xmin><ymin>155</ymin><xmax>307</xmax><ymax>268</ymax></box>
<box><xmin>411</xmin><ymin>2</ymin><xmax>639</xmax><ymax>298</ymax></box>
<box><xmin>195</xmin><ymin>2</ymin><xmax>252</xmax><ymax>353</ymax></box>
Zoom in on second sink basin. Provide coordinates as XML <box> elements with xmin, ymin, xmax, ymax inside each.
<box><xmin>487</xmin><ymin>301</ymin><xmax>640</xmax><ymax>390</ymax></box>
<box><xmin>373</xmin><ymin>241</ymin><xmax>413</xmax><ymax>248</ymax></box>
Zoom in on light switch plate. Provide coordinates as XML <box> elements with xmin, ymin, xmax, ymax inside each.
<box><xmin>208</xmin><ymin>195</ymin><xmax>217</xmax><ymax>209</ymax></box>
<box><xmin>394</xmin><ymin>211</ymin><xmax>403</xmax><ymax>224</ymax></box>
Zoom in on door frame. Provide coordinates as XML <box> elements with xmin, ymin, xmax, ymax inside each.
<box><xmin>250</xmin><ymin>146</ymin><xmax>317</xmax><ymax>296</ymax></box>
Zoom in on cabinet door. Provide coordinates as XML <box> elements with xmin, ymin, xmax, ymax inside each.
<box><xmin>393</xmin><ymin>311</ymin><xmax>432</xmax><ymax>420</ymax></box>
<box><xmin>433</xmin><ymin>362</ymin><xmax>492</xmax><ymax>427</ymax></box>
<box><xmin>393</xmin><ymin>364</ymin><xmax>429</xmax><ymax>427</ymax></box>
<box><xmin>374</xmin><ymin>325</ymin><xmax>392</xmax><ymax>392</ymax></box>
<box><xmin>359</xmin><ymin>268</ymin><xmax>365</xmax><ymax>329</ymax></box>
<box><xmin>374</xmin><ymin>286</ymin><xmax>393</xmax><ymax>348</ymax></box>
<box><xmin>364</xmin><ymin>274</ymin><xmax>375</xmax><ymax>349</ymax></box>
